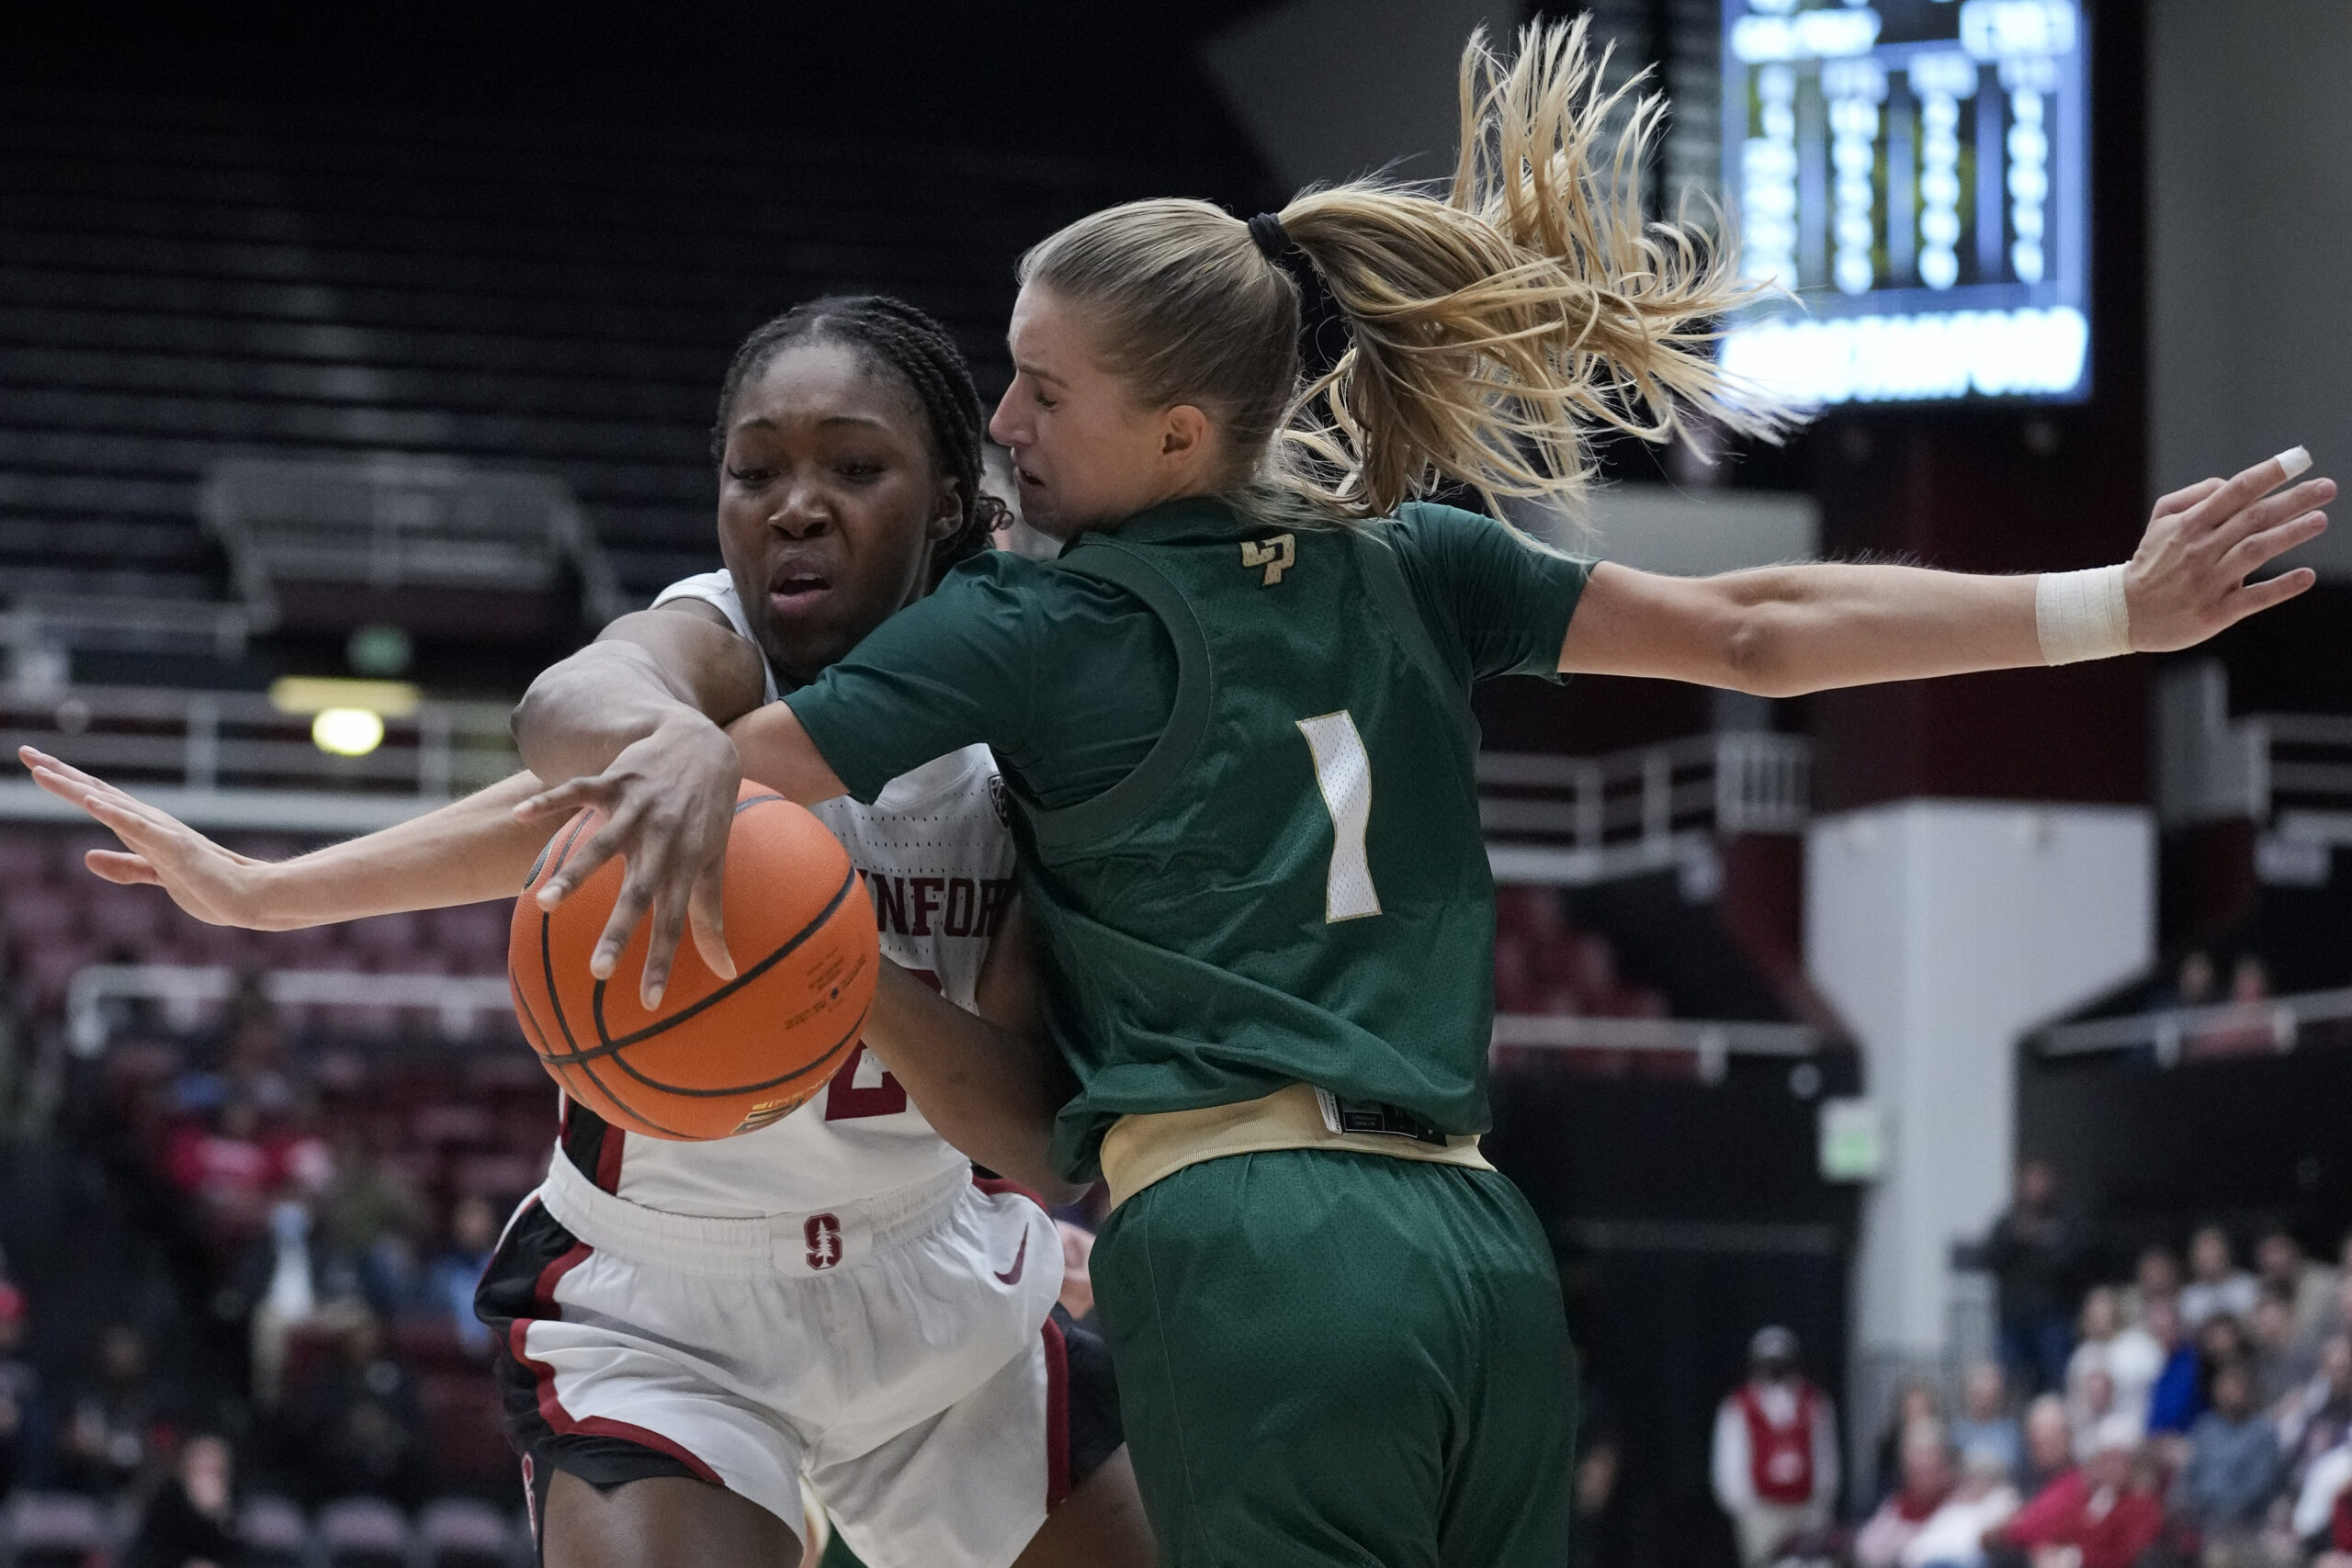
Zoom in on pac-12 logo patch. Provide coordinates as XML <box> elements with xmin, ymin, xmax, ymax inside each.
<box><xmin>805</xmin><ymin>1213</ymin><xmax>844</xmax><ymax>1270</ymax></box>
<box><xmin>1240</xmin><ymin>534</ymin><xmax>1295</xmax><ymax>586</ymax></box>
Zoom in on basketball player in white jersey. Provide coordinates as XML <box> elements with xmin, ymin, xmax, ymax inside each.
<box><xmin>25</xmin><ymin>297</ymin><xmax>1151</xmax><ymax>1568</ymax></box>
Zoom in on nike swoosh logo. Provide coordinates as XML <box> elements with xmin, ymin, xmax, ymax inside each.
<box><xmin>995</xmin><ymin>1230</ymin><xmax>1028</xmax><ymax>1286</ymax></box>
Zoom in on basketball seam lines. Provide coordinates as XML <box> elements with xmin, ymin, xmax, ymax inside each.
<box><xmin>518</xmin><ymin>796</ymin><xmax>867</xmax><ymax>1115</ymax></box>
<box><xmin>530</xmin><ymin>812</ymin><xmax>694</xmax><ymax>1140</ymax></box>
<box><xmin>584</xmin><ymin>863</ymin><xmax>859</xmax><ymax>1053</ymax></box>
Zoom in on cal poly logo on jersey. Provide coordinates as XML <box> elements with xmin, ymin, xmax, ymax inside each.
<box><xmin>1240</xmin><ymin>534</ymin><xmax>1295</xmax><ymax>586</ymax></box>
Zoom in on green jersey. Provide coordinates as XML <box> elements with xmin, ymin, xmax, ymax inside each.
<box><xmin>787</xmin><ymin>497</ymin><xmax>1589</xmax><ymax>1180</ymax></box>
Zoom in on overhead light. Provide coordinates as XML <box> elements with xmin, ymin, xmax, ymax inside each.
<box><xmin>269</xmin><ymin>676</ymin><xmax>420</xmax><ymax>718</ymax></box>
<box><xmin>311</xmin><ymin>707</ymin><xmax>385</xmax><ymax>757</ymax></box>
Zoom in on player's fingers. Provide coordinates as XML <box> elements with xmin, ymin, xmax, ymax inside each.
<box><xmin>2209</xmin><ymin>479</ymin><xmax>2335</xmax><ymax>550</ymax></box>
<box><xmin>638</xmin><ymin>884</ymin><xmax>691</xmax><ymax>1010</ymax></box>
<box><xmin>685</xmin><ymin>865</ymin><xmax>735</xmax><ymax>984</ymax></box>
<box><xmin>588</xmin><ymin>867</ymin><xmax>656</xmax><ymax>983</ymax></box>
<box><xmin>2223</xmin><ymin>568</ymin><xmax>2317</xmax><ymax>626</ymax></box>
<box><xmin>33</xmin><ymin>763</ymin><xmax>179</xmax><ymax>836</ymax></box>
<box><xmin>76</xmin><ymin>792</ymin><xmax>179</xmax><ymax>855</ymax></box>
<box><xmin>514</xmin><ymin>775</ymin><xmax>613</xmax><ymax>822</ymax></box>
<box><xmin>84</xmin><ymin>850</ymin><xmax>160</xmax><ymax>887</ymax></box>
<box><xmin>539</xmin><ymin>811</ymin><xmax>632</xmax><ymax>909</ymax></box>
<box><xmin>25</xmin><ymin>750</ymin><xmax>156</xmax><ymax>819</ymax></box>
<box><xmin>2185</xmin><ymin>448</ymin><xmax>2314</xmax><ymax>533</ymax></box>
<box><xmin>2222</xmin><ymin>511</ymin><xmax>2328</xmax><ymax>580</ymax></box>
<box><xmin>2153</xmin><ymin>476</ymin><xmax>2225</xmax><ymax>519</ymax></box>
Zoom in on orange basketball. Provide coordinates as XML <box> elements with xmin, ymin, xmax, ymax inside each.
<box><xmin>508</xmin><ymin>783</ymin><xmax>877</xmax><ymax>1141</ymax></box>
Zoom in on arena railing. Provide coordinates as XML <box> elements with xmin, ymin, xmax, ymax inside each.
<box><xmin>0</xmin><ymin>682</ymin><xmax>518</xmax><ymax>832</ymax></box>
<box><xmin>1490</xmin><ymin>1012</ymin><xmax>1826</xmax><ymax>1081</ymax></box>
<box><xmin>1478</xmin><ymin>731</ymin><xmax>1811</xmax><ymax>885</ymax></box>
<box><xmin>2029</xmin><ymin>985</ymin><xmax>2352</xmax><ymax>1065</ymax></box>
<box><xmin>0</xmin><ymin>695</ymin><xmax>1809</xmax><ymax>857</ymax></box>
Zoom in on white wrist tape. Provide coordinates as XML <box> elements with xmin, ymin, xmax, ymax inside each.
<box><xmin>2035</xmin><ymin>564</ymin><xmax>2132</xmax><ymax>665</ymax></box>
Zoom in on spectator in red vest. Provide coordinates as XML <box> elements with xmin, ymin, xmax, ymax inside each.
<box><xmin>1713</xmin><ymin>1325</ymin><xmax>1840</xmax><ymax>1568</ymax></box>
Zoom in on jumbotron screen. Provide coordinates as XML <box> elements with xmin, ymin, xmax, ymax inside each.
<box><xmin>1718</xmin><ymin>0</ymin><xmax>2088</xmax><ymax>404</ymax></box>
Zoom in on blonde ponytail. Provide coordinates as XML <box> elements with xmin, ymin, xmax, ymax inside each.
<box><xmin>1020</xmin><ymin>17</ymin><xmax>1785</xmax><ymax>525</ymax></box>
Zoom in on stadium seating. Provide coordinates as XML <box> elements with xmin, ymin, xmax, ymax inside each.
<box><xmin>0</xmin><ymin>89</ymin><xmax>1161</xmax><ymax>626</ymax></box>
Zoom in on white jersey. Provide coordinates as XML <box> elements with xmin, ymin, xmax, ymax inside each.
<box><xmin>545</xmin><ymin>570</ymin><xmax>1015</xmax><ymax>1218</ymax></box>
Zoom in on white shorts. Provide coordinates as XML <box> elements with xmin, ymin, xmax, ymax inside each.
<box><xmin>480</xmin><ymin>1154</ymin><xmax>1081</xmax><ymax>1568</ymax></box>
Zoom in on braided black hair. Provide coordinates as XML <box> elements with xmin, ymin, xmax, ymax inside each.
<box><xmin>712</xmin><ymin>295</ymin><xmax>1010</xmax><ymax>587</ymax></box>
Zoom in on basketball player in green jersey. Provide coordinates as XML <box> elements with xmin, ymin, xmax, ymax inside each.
<box><xmin>501</xmin><ymin>21</ymin><xmax>2333</xmax><ymax>1565</ymax></box>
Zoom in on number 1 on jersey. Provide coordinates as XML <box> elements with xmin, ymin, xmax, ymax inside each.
<box><xmin>1296</xmin><ymin>711</ymin><xmax>1381</xmax><ymax>922</ymax></box>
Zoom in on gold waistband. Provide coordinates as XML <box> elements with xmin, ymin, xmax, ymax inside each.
<box><xmin>1097</xmin><ymin>1082</ymin><xmax>1493</xmax><ymax>1210</ymax></box>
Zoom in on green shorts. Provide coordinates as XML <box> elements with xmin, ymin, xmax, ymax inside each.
<box><xmin>1091</xmin><ymin>1148</ymin><xmax>1577</xmax><ymax>1568</ymax></box>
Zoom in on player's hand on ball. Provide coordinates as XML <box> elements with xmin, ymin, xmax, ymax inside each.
<box><xmin>2125</xmin><ymin>449</ymin><xmax>2332</xmax><ymax>652</ymax></box>
<box><xmin>516</xmin><ymin>711</ymin><xmax>741</xmax><ymax>1007</ymax></box>
<box><xmin>18</xmin><ymin>746</ymin><xmax>274</xmax><ymax>928</ymax></box>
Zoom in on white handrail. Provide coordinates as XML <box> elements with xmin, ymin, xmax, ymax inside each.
<box><xmin>2030</xmin><ymin>986</ymin><xmax>2352</xmax><ymax>1063</ymax></box>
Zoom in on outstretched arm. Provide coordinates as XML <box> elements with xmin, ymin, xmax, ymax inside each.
<box><xmin>860</xmin><ymin>897</ymin><xmax>1080</xmax><ymax>1201</ymax></box>
<box><xmin>25</xmin><ymin>603</ymin><xmax>771</xmax><ymax>951</ymax></box>
<box><xmin>1559</xmin><ymin>450</ymin><xmax>2331</xmax><ymax>695</ymax></box>
<box><xmin>23</xmin><ymin>750</ymin><xmax>553</xmax><ymax>929</ymax></box>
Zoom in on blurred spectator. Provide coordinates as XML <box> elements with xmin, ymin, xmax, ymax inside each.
<box><xmin>1055</xmin><ymin>1219</ymin><xmax>1097</xmax><ymax>1327</ymax></box>
<box><xmin>1903</xmin><ymin>1449</ymin><xmax>2020</xmax><ymax>1568</ymax></box>
<box><xmin>2069</xmin><ymin>1368</ymin><xmax>2133</xmax><ymax>1461</ymax></box>
<box><xmin>163</xmin><ymin>1096</ymin><xmax>277</xmax><ymax>1245</ymax></box>
<box><xmin>2020</xmin><ymin>1393</ymin><xmax>2077</xmax><ymax>1498</ymax></box>
<box><xmin>2294</xmin><ymin>1436</ymin><xmax>2352</xmax><ymax>1559</ymax></box>
<box><xmin>2199</xmin><ymin>1316</ymin><xmax>2256</xmax><ymax>1409</ymax></box>
<box><xmin>2067</xmin><ymin>1286</ymin><xmax>2162</xmax><ymax>1432</ymax></box>
<box><xmin>2172</xmin><ymin>1359</ymin><xmax>2282</xmax><ymax>1551</ymax></box>
<box><xmin>123</xmin><ymin>1432</ymin><xmax>240</xmax><ymax>1568</ymax></box>
<box><xmin>0</xmin><ymin>1283</ymin><xmax>40</xmax><ymax>1498</ymax></box>
<box><xmin>1855</xmin><ymin>1421</ymin><xmax>1958</xmax><ymax>1568</ymax></box>
<box><xmin>422</xmin><ymin>1193</ymin><xmax>501</xmax><ymax>1357</ymax></box>
<box><xmin>1951</xmin><ymin>1362</ymin><xmax>2023</xmax><ymax>1483</ymax></box>
<box><xmin>2183</xmin><ymin>1226</ymin><xmax>2261</xmax><ymax>1330</ymax></box>
<box><xmin>2280</xmin><ymin>1336</ymin><xmax>2352</xmax><ymax>1490</ymax></box>
<box><xmin>2174</xmin><ymin>951</ymin><xmax>2220</xmax><ymax>1008</ymax></box>
<box><xmin>217</xmin><ymin>976</ymin><xmax>296</xmax><ymax>1113</ymax></box>
<box><xmin>1712</xmin><ymin>1325</ymin><xmax>1838</xmax><ymax>1568</ymax></box>
<box><xmin>2148</xmin><ymin>1296</ymin><xmax>2206</xmax><ymax>1436</ymax></box>
<box><xmin>59</xmin><ymin>1324</ymin><xmax>175</xmax><ymax>1495</ymax></box>
<box><xmin>2255</xmin><ymin>1224</ymin><xmax>2339</xmax><ymax>1346</ymax></box>
<box><xmin>318</xmin><ymin>1128</ymin><xmax>425</xmax><ymax>1318</ymax></box>
<box><xmin>2121</xmin><ymin>1244</ymin><xmax>2186</xmax><ymax>1327</ymax></box>
<box><xmin>1992</xmin><ymin>1425</ymin><xmax>2165</xmax><ymax>1568</ymax></box>
<box><xmin>1572</xmin><ymin>1403</ymin><xmax>1629</xmax><ymax>1568</ymax></box>
<box><xmin>1876</xmin><ymin>1382</ymin><xmax>1945</xmax><ymax>1507</ymax></box>
<box><xmin>1983</xmin><ymin>1157</ymin><xmax>2089</xmax><ymax>1395</ymax></box>
<box><xmin>243</xmin><ymin>1198</ymin><xmax>368</xmax><ymax>1410</ymax></box>
<box><xmin>2250</xmin><ymin>1287</ymin><xmax>2319</xmax><ymax>1408</ymax></box>
<box><xmin>291</xmin><ymin>1314</ymin><xmax>424</xmax><ymax>1506</ymax></box>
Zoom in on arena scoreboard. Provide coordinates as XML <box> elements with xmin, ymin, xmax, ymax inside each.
<box><xmin>1719</xmin><ymin>0</ymin><xmax>2088</xmax><ymax>404</ymax></box>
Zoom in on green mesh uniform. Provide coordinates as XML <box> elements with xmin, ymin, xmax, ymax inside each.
<box><xmin>788</xmin><ymin>498</ymin><xmax>1589</xmax><ymax>1568</ymax></box>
